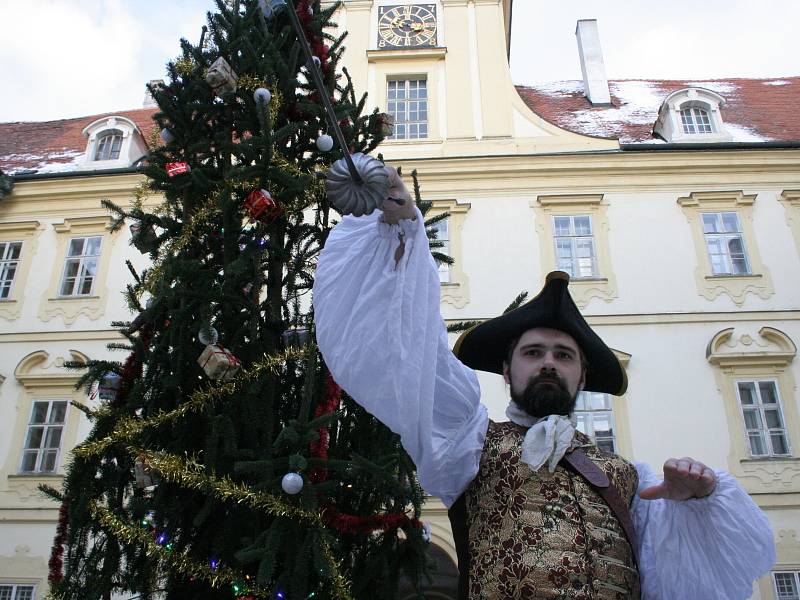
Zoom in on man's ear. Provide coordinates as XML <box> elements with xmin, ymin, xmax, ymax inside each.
<box><xmin>502</xmin><ymin>362</ymin><xmax>510</xmax><ymax>385</ymax></box>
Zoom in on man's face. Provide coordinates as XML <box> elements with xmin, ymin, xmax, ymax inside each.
<box><xmin>503</xmin><ymin>328</ymin><xmax>585</xmax><ymax>419</ymax></box>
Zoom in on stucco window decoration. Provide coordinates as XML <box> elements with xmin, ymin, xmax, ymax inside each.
<box><xmin>780</xmin><ymin>190</ymin><xmax>800</xmax><ymax>258</ymax></box>
<box><xmin>707</xmin><ymin>326</ymin><xmax>799</xmax><ymax>494</ymax></box>
<box><xmin>39</xmin><ymin>216</ymin><xmax>116</xmax><ymax>324</ymax></box>
<box><xmin>677</xmin><ymin>191</ymin><xmax>773</xmax><ymax>305</ymax></box>
<box><xmin>654</xmin><ymin>87</ymin><xmax>732</xmax><ymax>143</ymax></box>
<box><xmin>428</xmin><ymin>199</ymin><xmax>471</xmax><ymax>308</ymax></box>
<box><xmin>388</xmin><ymin>78</ymin><xmax>428</xmax><ymax>139</ymax></box>
<box><xmin>532</xmin><ymin>194</ymin><xmax>617</xmax><ymax>308</ymax></box>
<box><xmin>81</xmin><ymin>116</ymin><xmax>148</xmax><ymax>169</ymax></box>
<box><xmin>93</xmin><ymin>129</ymin><xmax>124</xmax><ymax>161</ymax></box>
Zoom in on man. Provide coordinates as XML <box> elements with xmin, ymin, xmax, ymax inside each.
<box><xmin>313</xmin><ymin>169</ymin><xmax>775</xmax><ymax>599</ymax></box>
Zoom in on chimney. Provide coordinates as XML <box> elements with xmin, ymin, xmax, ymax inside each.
<box><xmin>575</xmin><ymin>20</ymin><xmax>611</xmax><ymax>106</ymax></box>
<box><xmin>143</xmin><ymin>79</ymin><xmax>165</xmax><ymax>108</ymax></box>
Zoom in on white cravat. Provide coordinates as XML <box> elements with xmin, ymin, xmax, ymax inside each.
<box><xmin>505</xmin><ymin>402</ymin><xmax>576</xmax><ymax>473</ymax></box>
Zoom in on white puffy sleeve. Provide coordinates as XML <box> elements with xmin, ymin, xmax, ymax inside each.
<box><xmin>313</xmin><ymin>208</ymin><xmax>488</xmax><ymax>507</ymax></box>
<box><xmin>632</xmin><ymin>462</ymin><xmax>775</xmax><ymax>600</ymax></box>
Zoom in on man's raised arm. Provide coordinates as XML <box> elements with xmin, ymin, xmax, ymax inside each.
<box><xmin>312</xmin><ymin>168</ymin><xmax>488</xmax><ymax>507</ymax></box>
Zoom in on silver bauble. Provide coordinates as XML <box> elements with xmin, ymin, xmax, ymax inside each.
<box><xmin>315</xmin><ymin>134</ymin><xmax>333</xmax><ymax>152</ymax></box>
<box><xmin>324</xmin><ymin>153</ymin><xmax>389</xmax><ymax>217</ymax></box>
<box><xmin>253</xmin><ymin>87</ymin><xmax>272</xmax><ymax>104</ymax></box>
<box><xmin>198</xmin><ymin>326</ymin><xmax>219</xmax><ymax>346</ymax></box>
<box><xmin>281</xmin><ymin>472</ymin><xmax>304</xmax><ymax>495</ymax></box>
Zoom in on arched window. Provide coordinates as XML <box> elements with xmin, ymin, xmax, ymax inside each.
<box><xmin>680</xmin><ymin>105</ymin><xmax>713</xmax><ymax>134</ymax></box>
<box><xmin>94</xmin><ymin>129</ymin><xmax>123</xmax><ymax>160</ymax></box>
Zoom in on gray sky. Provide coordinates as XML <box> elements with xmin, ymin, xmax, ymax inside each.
<box><xmin>0</xmin><ymin>0</ymin><xmax>798</xmax><ymax>123</ymax></box>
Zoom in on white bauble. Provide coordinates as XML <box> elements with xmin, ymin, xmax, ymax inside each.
<box><xmin>315</xmin><ymin>134</ymin><xmax>334</xmax><ymax>152</ymax></box>
<box><xmin>253</xmin><ymin>87</ymin><xmax>272</xmax><ymax>104</ymax></box>
<box><xmin>281</xmin><ymin>472</ymin><xmax>304</xmax><ymax>494</ymax></box>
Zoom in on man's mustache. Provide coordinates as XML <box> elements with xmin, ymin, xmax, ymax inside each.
<box><xmin>529</xmin><ymin>372</ymin><xmax>568</xmax><ymax>391</ymax></box>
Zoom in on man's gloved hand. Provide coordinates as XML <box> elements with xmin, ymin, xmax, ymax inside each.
<box><xmin>381</xmin><ymin>165</ymin><xmax>416</xmax><ymax>224</ymax></box>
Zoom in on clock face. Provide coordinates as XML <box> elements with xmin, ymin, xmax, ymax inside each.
<box><xmin>377</xmin><ymin>4</ymin><xmax>437</xmax><ymax>49</ymax></box>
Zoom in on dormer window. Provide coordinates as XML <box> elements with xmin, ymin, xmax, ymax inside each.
<box><xmin>94</xmin><ymin>129</ymin><xmax>124</xmax><ymax>160</ymax></box>
<box><xmin>82</xmin><ymin>116</ymin><xmax>148</xmax><ymax>170</ymax></box>
<box><xmin>654</xmin><ymin>87</ymin><xmax>732</xmax><ymax>143</ymax></box>
<box><xmin>680</xmin><ymin>106</ymin><xmax>712</xmax><ymax>134</ymax></box>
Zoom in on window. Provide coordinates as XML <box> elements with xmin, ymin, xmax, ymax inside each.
<box><xmin>20</xmin><ymin>400</ymin><xmax>67</xmax><ymax>474</ymax></box>
<box><xmin>653</xmin><ymin>88</ymin><xmax>731</xmax><ymax>143</ymax></box>
<box><xmin>429</xmin><ymin>218</ymin><xmax>450</xmax><ymax>283</ymax></box>
<box><xmin>677</xmin><ymin>191</ymin><xmax>772</xmax><ymax>305</ymax></box>
<box><xmin>0</xmin><ymin>585</ymin><xmax>35</xmax><ymax>600</ymax></box>
<box><xmin>680</xmin><ymin>106</ymin><xmax>713</xmax><ymax>134</ymax></box>
<box><xmin>533</xmin><ymin>195</ymin><xmax>617</xmax><ymax>307</ymax></box>
<box><xmin>774</xmin><ymin>572</ymin><xmax>800</xmax><ymax>600</ymax></box>
<box><xmin>553</xmin><ymin>215</ymin><xmax>597</xmax><ymax>278</ymax></box>
<box><xmin>387</xmin><ymin>79</ymin><xmax>428</xmax><ymax>140</ymax></box>
<box><xmin>59</xmin><ymin>236</ymin><xmax>102</xmax><ymax>296</ymax></box>
<box><xmin>707</xmin><ymin>326</ymin><xmax>799</xmax><ymax>494</ymax></box>
<box><xmin>0</xmin><ymin>241</ymin><xmax>22</xmax><ymax>299</ymax></box>
<box><xmin>737</xmin><ymin>380</ymin><xmax>791</xmax><ymax>457</ymax></box>
<box><xmin>575</xmin><ymin>392</ymin><xmax>616</xmax><ymax>452</ymax></box>
<box><xmin>94</xmin><ymin>129</ymin><xmax>123</xmax><ymax>160</ymax></box>
<box><xmin>702</xmin><ymin>212</ymin><xmax>750</xmax><ymax>275</ymax></box>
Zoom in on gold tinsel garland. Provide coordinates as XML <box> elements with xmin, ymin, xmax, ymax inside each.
<box><xmin>174</xmin><ymin>57</ymin><xmax>196</xmax><ymax>78</ymax></box>
<box><xmin>73</xmin><ymin>345</ymin><xmax>311</xmax><ymax>457</ymax></box>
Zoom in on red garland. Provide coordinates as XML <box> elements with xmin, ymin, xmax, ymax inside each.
<box><xmin>322</xmin><ymin>507</ymin><xmax>422</xmax><ymax>535</ymax></box>
<box><xmin>309</xmin><ymin>374</ymin><xmax>421</xmax><ymax>535</ymax></box>
<box><xmin>308</xmin><ymin>374</ymin><xmax>341</xmax><ymax>483</ymax></box>
<box><xmin>48</xmin><ymin>501</ymin><xmax>69</xmax><ymax>586</ymax></box>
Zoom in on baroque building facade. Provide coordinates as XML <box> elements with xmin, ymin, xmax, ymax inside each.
<box><xmin>1</xmin><ymin>1</ymin><xmax>799</xmax><ymax>598</ymax></box>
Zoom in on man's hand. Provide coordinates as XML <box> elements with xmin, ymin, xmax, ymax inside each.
<box><xmin>638</xmin><ymin>457</ymin><xmax>717</xmax><ymax>501</ymax></box>
<box><xmin>381</xmin><ymin>165</ymin><xmax>416</xmax><ymax>224</ymax></box>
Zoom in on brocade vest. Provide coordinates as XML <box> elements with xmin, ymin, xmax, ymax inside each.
<box><xmin>448</xmin><ymin>421</ymin><xmax>640</xmax><ymax>600</ymax></box>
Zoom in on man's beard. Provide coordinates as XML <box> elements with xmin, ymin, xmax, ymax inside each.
<box><xmin>509</xmin><ymin>371</ymin><xmax>578</xmax><ymax>419</ymax></box>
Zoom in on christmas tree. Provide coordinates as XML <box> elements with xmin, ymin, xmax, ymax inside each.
<box><xmin>43</xmin><ymin>1</ymin><xmax>445</xmax><ymax>598</ymax></box>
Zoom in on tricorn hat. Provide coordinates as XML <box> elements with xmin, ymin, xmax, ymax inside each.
<box><xmin>452</xmin><ymin>271</ymin><xmax>627</xmax><ymax>395</ymax></box>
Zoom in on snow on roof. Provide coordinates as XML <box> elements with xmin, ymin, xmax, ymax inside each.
<box><xmin>516</xmin><ymin>77</ymin><xmax>800</xmax><ymax>144</ymax></box>
<box><xmin>0</xmin><ymin>108</ymin><xmax>158</xmax><ymax>175</ymax></box>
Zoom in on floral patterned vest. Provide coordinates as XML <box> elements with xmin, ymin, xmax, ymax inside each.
<box><xmin>448</xmin><ymin>421</ymin><xmax>640</xmax><ymax>599</ymax></box>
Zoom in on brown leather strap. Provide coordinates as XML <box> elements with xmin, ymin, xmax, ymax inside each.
<box><xmin>562</xmin><ymin>449</ymin><xmax>640</xmax><ymax>567</ymax></box>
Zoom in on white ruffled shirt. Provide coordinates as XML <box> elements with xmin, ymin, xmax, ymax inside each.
<box><xmin>313</xmin><ymin>208</ymin><xmax>775</xmax><ymax>600</ymax></box>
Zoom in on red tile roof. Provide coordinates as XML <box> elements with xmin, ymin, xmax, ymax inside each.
<box><xmin>516</xmin><ymin>77</ymin><xmax>800</xmax><ymax>144</ymax></box>
<box><xmin>0</xmin><ymin>107</ymin><xmax>158</xmax><ymax>175</ymax></box>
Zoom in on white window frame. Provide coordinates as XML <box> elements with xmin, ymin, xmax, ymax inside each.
<box><xmin>680</xmin><ymin>105</ymin><xmax>713</xmax><ymax>134</ymax></box>
<box><xmin>94</xmin><ymin>129</ymin><xmax>124</xmax><ymax>161</ymax></box>
<box><xmin>59</xmin><ymin>235</ymin><xmax>102</xmax><ymax>297</ymax></box>
<box><xmin>387</xmin><ymin>78</ymin><xmax>428</xmax><ymax>140</ymax></box>
<box><xmin>702</xmin><ymin>211</ymin><xmax>751</xmax><ymax>276</ymax></box>
<box><xmin>736</xmin><ymin>379</ymin><xmax>792</xmax><ymax>458</ymax></box>
<box><xmin>0</xmin><ymin>240</ymin><xmax>22</xmax><ymax>300</ymax></box>
<box><xmin>0</xmin><ymin>584</ymin><xmax>37</xmax><ymax>600</ymax></box>
<box><xmin>575</xmin><ymin>391</ymin><xmax>616</xmax><ymax>453</ymax></box>
<box><xmin>19</xmin><ymin>399</ymin><xmax>68</xmax><ymax>474</ymax></box>
<box><xmin>774</xmin><ymin>571</ymin><xmax>800</xmax><ymax>600</ymax></box>
<box><xmin>552</xmin><ymin>214</ymin><xmax>598</xmax><ymax>278</ymax></box>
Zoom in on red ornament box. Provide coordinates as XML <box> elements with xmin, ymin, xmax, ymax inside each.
<box><xmin>166</xmin><ymin>162</ymin><xmax>191</xmax><ymax>177</ymax></box>
<box><xmin>244</xmin><ymin>189</ymin><xmax>282</xmax><ymax>224</ymax></box>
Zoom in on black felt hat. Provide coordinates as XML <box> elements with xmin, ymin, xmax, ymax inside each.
<box><xmin>452</xmin><ymin>271</ymin><xmax>627</xmax><ymax>395</ymax></box>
